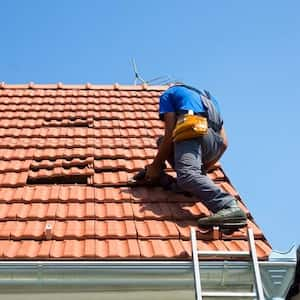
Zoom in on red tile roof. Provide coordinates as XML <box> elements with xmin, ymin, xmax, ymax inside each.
<box><xmin>0</xmin><ymin>83</ymin><xmax>271</xmax><ymax>260</ymax></box>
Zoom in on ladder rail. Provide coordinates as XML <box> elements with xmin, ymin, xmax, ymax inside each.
<box><xmin>190</xmin><ymin>227</ymin><xmax>265</xmax><ymax>300</ymax></box>
<box><xmin>191</xmin><ymin>227</ymin><xmax>203</xmax><ymax>300</ymax></box>
<box><xmin>248</xmin><ymin>228</ymin><xmax>265</xmax><ymax>299</ymax></box>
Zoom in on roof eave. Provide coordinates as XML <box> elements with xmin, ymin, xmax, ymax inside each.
<box><xmin>0</xmin><ymin>260</ymin><xmax>295</xmax><ymax>298</ymax></box>
<box><xmin>0</xmin><ymin>82</ymin><xmax>170</xmax><ymax>91</ymax></box>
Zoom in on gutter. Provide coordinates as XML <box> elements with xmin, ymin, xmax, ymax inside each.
<box><xmin>0</xmin><ymin>259</ymin><xmax>296</xmax><ymax>299</ymax></box>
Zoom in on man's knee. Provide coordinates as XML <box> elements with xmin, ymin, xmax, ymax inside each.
<box><xmin>176</xmin><ymin>169</ymin><xmax>200</xmax><ymax>191</ymax></box>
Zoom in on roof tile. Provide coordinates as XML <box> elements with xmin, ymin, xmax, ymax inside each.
<box><xmin>139</xmin><ymin>240</ymin><xmax>188</xmax><ymax>258</ymax></box>
<box><xmin>0</xmin><ymin>160</ymin><xmax>31</xmax><ymax>172</ymax></box>
<box><xmin>95</xmin><ymin>203</ymin><xmax>133</xmax><ymax>219</ymax></box>
<box><xmin>93</xmin><ymin>171</ymin><xmax>129</xmax><ymax>186</ymax></box>
<box><xmin>95</xmin><ymin>220</ymin><xmax>136</xmax><ymax>239</ymax></box>
<box><xmin>37</xmin><ymin>240</ymin><xmax>52</xmax><ymax>258</ymax></box>
<box><xmin>95</xmin><ymin>240</ymin><xmax>140</xmax><ymax>259</ymax></box>
<box><xmin>0</xmin><ymin>172</ymin><xmax>28</xmax><ymax>187</ymax></box>
<box><xmin>2</xmin><ymin>240</ymin><xmax>19</xmax><ymax>258</ymax></box>
<box><xmin>136</xmin><ymin>220</ymin><xmax>179</xmax><ymax>239</ymax></box>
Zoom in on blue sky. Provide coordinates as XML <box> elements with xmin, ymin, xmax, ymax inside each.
<box><xmin>1</xmin><ymin>0</ymin><xmax>299</xmax><ymax>250</ymax></box>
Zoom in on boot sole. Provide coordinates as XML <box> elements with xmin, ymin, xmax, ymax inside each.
<box><xmin>198</xmin><ymin>217</ymin><xmax>247</xmax><ymax>227</ymax></box>
<box><xmin>220</xmin><ymin>221</ymin><xmax>247</xmax><ymax>228</ymax></box>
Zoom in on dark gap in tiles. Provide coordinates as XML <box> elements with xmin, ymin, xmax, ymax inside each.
<box><xmin>43</xmin><ymin>123</ymin><xmax>90</xmax><ymax>128</ymax></box>
<box><xmin>63</xmin><ymin>164</ymin><xmax>87</xmax><ymax>170</ymax></box>
<box><xmin>94</xmin><ymin>168</ymin><xmax>133</xmax><ymax>173</ymax></box>
<box><xmin>42</xmin><ymin>117</ymin><xmax>94</xmax><ymax>128</ymax></box>
<box><xmin>30</xmin><ymin>165</ymin><xmax>54</xmax><ymax>171</ymax></box>
<box><xmin>26</xmin><ymin>175</ymin><xmax>89</xmax><ymax>185</ymax></box>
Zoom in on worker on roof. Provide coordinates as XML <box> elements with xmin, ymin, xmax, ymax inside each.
<box><xmin>145</xmin><ymin>83</ymin><xmax>247</xmax><ymax>228</ymax></box>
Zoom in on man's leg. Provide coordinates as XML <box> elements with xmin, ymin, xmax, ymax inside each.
<box><xmin>174</xmin><ymin>138</ymin><xmax>233</xmax><ymax>212</ymax></box>
<box><xmin>174</xmin><ymin>138</ymin><xmax>246</xmax><ymax>226</ymax></box>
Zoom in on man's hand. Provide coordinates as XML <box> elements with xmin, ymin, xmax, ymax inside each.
<box><xmin>203</xmin><ymin>162</ymin><xmax>216</xmax><ymax>173</ymax></box>
<box><xmin>145</xmin><ymin>163</ymin><xmax>161</xmax><ymax>182</ymax></box>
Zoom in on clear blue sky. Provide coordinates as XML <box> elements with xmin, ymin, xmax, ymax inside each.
<box><xmin>1</xmin><ymin>0</ymin><xmax>299</xmax><ymax>251</ymax></box>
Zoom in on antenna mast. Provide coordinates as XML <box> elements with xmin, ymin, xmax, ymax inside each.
<box><xmin>131</xmin><ymin>58</ymin><xmax>146</xmax><ymax>85</ymax></box>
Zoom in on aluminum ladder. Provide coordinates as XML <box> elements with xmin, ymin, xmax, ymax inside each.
<box><xmin>191</xmin><ymin>227</ymin><xmax>265</xmax><ymax>299</ymax></box>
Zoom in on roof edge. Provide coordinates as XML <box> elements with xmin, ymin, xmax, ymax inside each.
<box><xmin>0</xmin><ymin>82</ymin><xmax>169</xmax><ymax>91</ymax></box>
<box><xmin>0</xmin><ymin>260</ymin><xmax>295</xmax><ymax>298</ymax></box>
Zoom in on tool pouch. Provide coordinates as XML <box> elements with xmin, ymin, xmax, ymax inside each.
<box><xmin>172</xmin><ymin>114</ymin><xmax>208</xmax><ymax>142</ymax></box>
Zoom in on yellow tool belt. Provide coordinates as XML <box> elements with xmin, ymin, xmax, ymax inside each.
<box><xmin>172</xmin><ymin>114</ymin><xmax>208</xmax><ymax>142</ymax></box>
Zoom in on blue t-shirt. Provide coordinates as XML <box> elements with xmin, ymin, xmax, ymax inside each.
<box><xmin>159</xmin><ymin>85</ymin><xmax>206</xmax><ymax>120</ymax></box>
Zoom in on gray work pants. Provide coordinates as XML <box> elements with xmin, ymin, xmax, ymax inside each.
<box><xmin>174</xmin><ymin>129</ymin><xmax>236</xmax><ymax>213</ymax></box>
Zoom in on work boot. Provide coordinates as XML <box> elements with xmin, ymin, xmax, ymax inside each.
<box><xmin>197</xmin><ymin>206</ymin><xmax>247</xmax><ymax>227</ymax></box>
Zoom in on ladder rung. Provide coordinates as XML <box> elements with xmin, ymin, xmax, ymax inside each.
<box><xmin>197</xmin><ymin>250</ymin><xmax>250</xmax><ymax>257</ymax></box>
<box><xmin>202</xmin><ymin>291</ymin><xmax>256</xmax><ymax>297</ymax></box>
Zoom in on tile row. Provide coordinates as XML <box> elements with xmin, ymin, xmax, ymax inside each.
<box><xmin>0</xmin><ymin>103</ymin><xmax>158</xmax><ymax>113</ymax></box>
<box><xmin>0</xmin><ymin>202</ymin><xmax>207</xmax><ymax>220</ymax></box>
<box><xmin>0</xmin><ymin>88</ymin><xmax>162</xmax><ymax>97</ymax></box>
<box><xmin>92</xmin><ymin>170</ymin><xmax>223</xmax><ymax>187</ymax></box>
<box><xmin>94</xmin><ymin>159</ymin><xmax>152</xmax><ymax>171</ymax></box>
<box><xmin>0</xmin><ymin>111</ymin><xmax>159</xmax><ymax>120</ymax></box>
<box><xmin>0</xmin><ymin>239</ymin><xmax>271</xmax><ymax>259</ymax></box>
<box><xmin>0</xmin><ymin>96</ymin><xmax>160</xmax><ymax>106</ymax></box>
<box><xmin>0</xmin><ymin>161</ymin><xmax>223</xmax><ymax>184</ymax></box>
<box><xmin>31</xmin><ymin>157</ymin><xmax>93</xmax><ymax>170</ymax></box>
<box><xmin>0</xmin><ymin>127</ymin><xmax>164</xmax><ymax>138</ymax></box>
<box><xmin>0</xmin><ymin>172</ymin><xmax>28</xmax><ymax>187</ymax></box>
<box><xmin>0</xmin><ymin>219</ymin><xmax>263</xmax><ymax>241</ymax></box>
<box><xmin>0</xmin><ymin>160</ymin><xmax>31</xmax><ymax>173</ymax></box>
<box><xmin>0</xmin><ymin>158</ymin><xmax>154</xmax><ymax>176</ymax></box>
<box><xmin>0</xmin><ymin>137</ymin><xmax>157</xmax><ymax>149</ymax></box>
<box><xmin>0</xmin><ymin>119</ymin><xmax>164</xmax><ymax>129</ymax></box>
<box><xmin>0</xmin><ymin>202</ymin><xmax>256</xmax><ymax>238</ymax></box>
<box><xmin>0</xmin><ymin>202</ymin><xmax>133</xmax><ymax>220</ymax></box>
<box><xmin>0</xmin><ymin>148</ymin><xmax>157</xmax><ymax>161</ymax></box>
<box><xmin>28</xmin><ymin>166</ymin><xmax>94</xmax><ymax>180</ymax></box>
<box><xmin>0</xmin><ymin>158</ymin><xmax>93</xmax><ymax>174</ymax></box>
<box><xmin>0</xmin><ymin>185</ymin><xmax>234</xmax><ymax>203</ymax></box>
<box><xmin>0</xmin><ymin>186</ymin><xmax>173</xmax><ymax>203</ymax></box>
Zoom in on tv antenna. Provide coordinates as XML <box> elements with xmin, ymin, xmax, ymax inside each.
<box><xmin>131</xmin><ymin>58</ymin><xmax>175</xmax><ymax>85</ymax></box>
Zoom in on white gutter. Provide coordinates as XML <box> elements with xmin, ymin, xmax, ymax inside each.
<box><xmin>0</xmin><ymin>260</ymin><xmax>296</xmax><ymax>299</ymax></box>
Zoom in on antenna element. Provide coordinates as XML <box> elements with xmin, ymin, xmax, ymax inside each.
<box><xmin>131</xmin><ymin>58</ymin><xmax>175</xmax><ymax>85</ymax></box>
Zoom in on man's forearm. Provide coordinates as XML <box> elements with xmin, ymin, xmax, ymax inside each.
<box><xmin>152</xmin><ymin>135</ymin><xmax>173</xmax><ymax>168</ymax></box>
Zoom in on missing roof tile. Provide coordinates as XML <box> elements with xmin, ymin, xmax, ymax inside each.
<box><xmin>28</xmin><ymin>157</ymin><xmax>94</xmax><ymax>185</ymax></box>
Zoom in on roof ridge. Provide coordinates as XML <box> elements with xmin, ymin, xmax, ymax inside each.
<box><xmin>0</xmin><ymin>82</ymin><xmax>169</xmax><ymax>91</ymax></box>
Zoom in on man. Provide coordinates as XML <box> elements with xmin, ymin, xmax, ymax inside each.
<box><xmin>145</xmin><ymin>84</ymin><xmax>247</xmax><ymax>228</ymax></box>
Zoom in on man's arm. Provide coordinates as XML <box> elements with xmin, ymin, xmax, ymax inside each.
<box><xmin>203</xmin><ymin>126</ymin><xmax>228</xmax><ymax>171</ymax></box>
<box><xmin>145</xmin><ymin>112</ymin><xmax>177</xmax><ymax>180</ymax></box>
